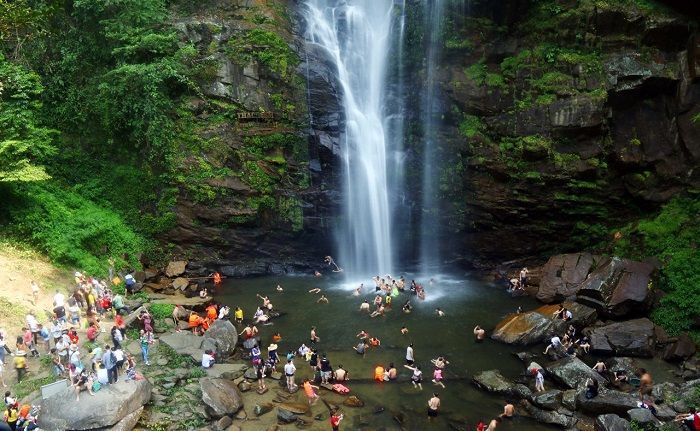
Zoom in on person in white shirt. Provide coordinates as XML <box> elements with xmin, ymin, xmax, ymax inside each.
<box><xmin>53</xmin><ymin>290</ymin><xmax>65</xmax><ymax>307</ymax></box>
<box><xmin>284</xmin><ymin>359</ymin><xmax>297</xmax><ymax>391</ymax></box>
<box><xmin>218</xmin><ymin>306</ymin><xmax>230</xmax><ymax>320</ymax></box>
<box><xmin>406</xmin><ymin>344</ymin><xmax>415</xmax><ymax>365</ymax></box>
<box><xmin>544</xmin><ymin>336</ymin><xmax>562</xmax><ymax>355</ymax></box>
<box><xmin>202</xmin><ymin>349</ymin><xmax>215</xmax><ymax>368</ymax></box>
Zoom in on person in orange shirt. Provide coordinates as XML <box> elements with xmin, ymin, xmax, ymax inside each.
<box><xmin>212</xmin><ymin>272</ymin><xmax>222</xmax><ymax>287</ymax></box>
<box><xmin>302</xmin><ymin>378</ymin><xmax>319</xmax><ymax>405</ymax></box>
<box><xmin>189</xmin><ymin>312</ymin><xmax>202</xmax><ymax>335</ymax></box>
<box><xmin>206</xmin><ymin>304</ymin><xmax>218</xmax><ymax>321</ymax></box>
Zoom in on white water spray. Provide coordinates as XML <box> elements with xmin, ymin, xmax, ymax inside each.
<box><xmin>303</xmin><ymin>0</ymin><xmax>397</xmax><ymax>275</ymax></box>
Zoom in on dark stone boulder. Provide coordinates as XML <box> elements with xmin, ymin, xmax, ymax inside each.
<box><xmin>277</xmin><ymin>407</ymin><xmax>298</xmax><ymax>424</ymax></box>
<box><xmin>200</xmin><ymin>378</ymin><xmax>244</xmax><ymax>418</ymax></box>
<box><xmin>200</xmin><ymin>320</ymin><xmax>238</xmax><ymax>359</ymax></box>
<box><xmin>530</xmin><ymin>389</ymin><xmax>561</xmax><ymax>410</ymax></box>
<box><xmin>492</xmin><ymin>302</ymin><xmax>596</xmax><ymax>345</ymax></box>
<box><xmin>595</xmin><ymin>414</ymin><xmax>630</xmax><ymax>431</ymax></box>
<box><xmin>576</xmin><ymin>257</ymin><xmax>657</xmax><ymax>317</ymax></box>
<box><xmin>663</xmin><ymin>333</ymin><xmax>697</xmax><ymax>362</ymax></box>
<box><xmin>627</xmin><ymin>408</ymin><xmax>660</xmax><ymax>426</ymax></box>
<box><xmin>578</xmin><ymin>389</ymin><xmax>640</xmax><ymax>416</ymax></box>
<box><xmin>537</xmin><ymin>253</ymin><xmax>600</xmax><ymax>303</ymax></box>
<box><xmin>522</xmin><ymin>401</ymin><xmax>576</xmax><ymax>428</ymax></box>
<box><xmin>587</xmin><ymin>318</ymin><xmax>656</xmax><ymax>357</ymax></box>
<box><xmin>471</xmin><ymin>370</ymin><xmax>532</xmax><ymax>399</ymax></box>
<box><xmin>548</xmin><ymin>356</ymin><xmax>606</xmax><ymax>389</ymax></box>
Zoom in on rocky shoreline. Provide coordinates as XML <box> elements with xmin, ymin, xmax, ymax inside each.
<box><xmin>29</xmin><ymin>252</ymin><xmax>698</xmax><ymax>431</ymax></box>
<box><xmin>480</xmin><ymin>251</ymin><xmax>699</xmax><ymax>430</ymax></box>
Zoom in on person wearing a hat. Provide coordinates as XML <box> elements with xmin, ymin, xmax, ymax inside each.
<box><xmin>267</xmin><ymin>344</ymin><xmax>279</xmax><ymax>371</ymax></box>
<box><xmin>13</xmin><ymin>350</ymin><xmax>28</xmax><ymax>382</ymax></box>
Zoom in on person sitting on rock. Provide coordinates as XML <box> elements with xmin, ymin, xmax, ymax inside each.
<box><xmin>201</xmin><ymin>349</ymin><xmax>215</xmax><ymax>369</ymax></box>
<box><xmin>576</xmin><ymin>335</ymin><xmax>590</xmax><ymax>354</ymax></box>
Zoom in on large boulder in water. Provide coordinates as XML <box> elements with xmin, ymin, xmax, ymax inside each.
<box><xmin>595</xmin><ymin>414</ymin><xmax>630</xmax><ymax>431</ymax></box>
<box><xmin>522</xmin><ymin>401</ymin><xmax>577</xmax><ymax>427</ymax></box>
<box><xmin>576</xmin><ymin>257</ymin><xmax>658</xmax><ymax>317</ymax></box>
<box><xmin>548</xmin><ymin>356</ymin><xmax>606</xmax><ymax>389</ymax></box>
<box><xmin>201</xmin><ymin>320</ymin><xmax>238</xmax><ymax>358</ymax></box>
<box><xmin>200</xmin><ymin>378</ymin><xmax>244</xmax><ymax>417</ymax></box>
<box><xmin>39</xmin><ymin>379</ymin><xmax>152</xmax><ymax>431</ymax></box>
<box><xmin>587</xmin><ymin>318</ymin><xmax>656</xmax><ymax>357</ymax></box>
<box><xmin>537</xmin><ymin>253</ymin><xmax>601</xmax><ymax>302</ymax></box>
<box><xmin>577</xmin><ymin>389</ymin><xmax>640</xmax><ymax>416</ymax></box>
<box><xmin>491</xmin><ymin>302</ymin><xmax>597</xmax><ymax>345</ymax></box>
<box><xmin>472</xmin><ymin>370</ymin><xmax>532</xmax><ymax>399</ymax></box>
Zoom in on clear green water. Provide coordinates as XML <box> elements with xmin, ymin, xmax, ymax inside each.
<box><xmin>215</xmin><ymin>273</ymin><xmax>558</xmax><ymax>430</ymax></box>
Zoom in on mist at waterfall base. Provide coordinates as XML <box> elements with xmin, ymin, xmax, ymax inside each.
<box><xmin>216</xmin><ymin>274</ymin><xmax>555</xmax><ymax>430</ymax></box>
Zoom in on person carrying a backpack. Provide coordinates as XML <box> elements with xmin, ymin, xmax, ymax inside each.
<box><xmin>101</xmin><ymin>345</ymin><xmax>118</xmax><ymax>384</ymax></box>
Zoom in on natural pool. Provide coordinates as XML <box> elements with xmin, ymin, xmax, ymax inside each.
<box><xmin>214</xmin><ymin>272</ymin><xmax>559</xmax><ymax>430</ymax></box>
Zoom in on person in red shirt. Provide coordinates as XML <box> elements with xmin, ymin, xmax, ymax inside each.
<box><xmin>330</xmin><ymin>409</ymin><xmax>343</xmax><ymax>431</ymax></box>
<box><xmin>67</xmin><ymin>327</ymin><xmax>79</xmax><ymax>345</ymax></box>
<box><xmin>115</xmin><ymin>313</ymin><xmax>126</xmax><ymax>339</ymax></box>
<box><xmin>86</xmin><ymin>323</ymin><xmax>98</xmax><ymax>342</ymax></box>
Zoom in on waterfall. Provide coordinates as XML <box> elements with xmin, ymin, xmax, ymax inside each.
<box><xmin>303</xmin><ymin>0</ymin><xmax>398</xmax><ymax>276</ymax></box>
<box><xmin>419</xmin><ymin>0</ymin><xmax>445</xmax><ymax>275</ymax></box>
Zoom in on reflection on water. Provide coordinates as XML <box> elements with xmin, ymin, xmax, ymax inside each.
<box><xmin>215</xmin><ymin>273</ymin><xmax>558</xmax><ymax>430</ymax></box>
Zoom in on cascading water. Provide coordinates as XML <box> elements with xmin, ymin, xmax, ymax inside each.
<box><xmin>419</xmin><ymin>0</ymin><xmax>446</xmax><ymax>275</ymax></box>
<box><xmin>303</xmin><ymin>0</ymin><xmax>397</xmax><ymax>276</ymax></box>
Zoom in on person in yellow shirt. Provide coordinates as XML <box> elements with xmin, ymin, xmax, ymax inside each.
<box><xmin>14</xmin><ymin>351</ymin><xmax>28</xmax><ymax>382</ymax></box>
<box><xmin>234</xmin><ymin>307</ymin><xmax>243</xmax><ymax>323</ymax></box>
<box><xmin>3</xmin><ymin>404</ymin><xmax>18</xmax><ymax>429</ymax></box>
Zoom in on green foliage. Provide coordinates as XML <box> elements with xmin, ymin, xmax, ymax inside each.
<box><xmin>13</xmin><ymin>375</ymin><xmax>56</xmax><ymax>400</ymax></box>
<box><xmin>157</xmin><ymin>342</ymin><xmax>191</xmax><ymax>368</ymax></box>
<box><xmin>612</xmin><ymin>196</ymin><xmax>700</xmax><ymax>335</ymax></box>
<box><xmin>0</xmin><ymin>55</ymin><xmax>56</xmax><ymax>182</ymax></box>
<box><xmin>149</xmin><ymin>303</ymin><xmax>175</xmax><ymax>319</ymax></box>
<box><xmin>465</xmin><ymin>62</ymin><xmax>506</xmax><ymax>90</ymax></box>
<box><xmin>459</xmin><ymin>115</ymin><xmax>485</xmax><ymax>139</ymax></box>
<box><xmin>241</xmin><ymin>161</ymin><xmax>275</xmax><ymax>193</ymax></box>
<box><xmin>227</xmin><ymin>29</ymin><xmax>298</xmax><ymax>78</ymax></box>
<box><xmin>6</xmin><ymin>183</ymin><xmax>145</xmax><ymax>276</ymax></box>
<box><xmin>683</xmin><ymin>383</ymin><xmax>700</xmax><ymax>409</ymax></box>
<box><xmin>498</xmin><ymin>135</ymin><xmax>580</xmax><ymax>174</ymax></box>
<box><xmin>188</xmin><ymin>368</ymin><xmax>208</xmax><ymax>379</ymax></box>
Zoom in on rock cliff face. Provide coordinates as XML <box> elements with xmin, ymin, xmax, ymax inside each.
<box><xmin>161</xmin><ymin>0</ymin><xmax>700</xmax><ymax>272</ymax></box>
<box><xmin>398</xmin><ymin>0</ymin><xmax>700</xmax><ymax>266</ymax></box>
<box><xmin>158</xmin><ymin>0</ymin><xmax>338</xmax><ymax>274</ymax></box>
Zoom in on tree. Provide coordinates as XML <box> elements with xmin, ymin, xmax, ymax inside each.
<box><xmin>0</xmin><ymin>54</ymin><xmax>56</xmax><ymax>182</ymax></box>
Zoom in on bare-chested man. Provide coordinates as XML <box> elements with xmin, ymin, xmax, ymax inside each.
<box><xmin>638</xmin><ymin>368</ymin><xmax>653</xmax><ymax>401</ymax></box>
<box><xmin>427</xmin><ymin>393</ymin><xmax>440</xmax><ymax>421</ymax></box>
<box><xmin>500</xmin><ymin>402</ymin><xmax>515</xmax><ymax>419</ymax></box>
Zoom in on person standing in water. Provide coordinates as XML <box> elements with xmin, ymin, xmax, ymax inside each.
<box><xmin>310</xmin><ymin>327</ymin><xmax>320</xmax><ymax>344</ymax></box>
<box><xmin>406</xmin><ymin>343</ymin><xmax>415</xmax><ymax>365</ymax></box>
<box><xmin>404</xmin><ymin>364</ymin><xmax>423</xmax><ymax>390</ymax></box>
<box><xmin>428</xmin><ymin>393</ymin><xmax>440</xmax><ymax>421</ymax></box>
<box><xmin>474</xmin><ymin>325</ymin><xmax>486</xmax><ymax>342</ymax></box>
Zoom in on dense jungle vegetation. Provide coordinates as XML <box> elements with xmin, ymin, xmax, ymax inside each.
<box><xmin>0</xmin><ymin>0</ymin><xmax>698</xmax><ymax>338</ymax></box>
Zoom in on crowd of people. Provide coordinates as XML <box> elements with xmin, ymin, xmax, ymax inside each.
<box><xmin>2</xmin><ymin>267</ymin><xmax>151</xmax><ymax>430</ymax></box>
<box><xmin>219</xmin><ymin>271</ymin><xmax>525</xmax><ymax>431</ymax></box>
